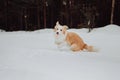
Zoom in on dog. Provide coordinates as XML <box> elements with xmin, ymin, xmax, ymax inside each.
<box><xmin>54</xmin><ymin>21</ymin><xmax>95</xmax><ymax>52</ymax></box>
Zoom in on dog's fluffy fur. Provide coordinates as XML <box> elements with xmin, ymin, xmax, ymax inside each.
<box><xmin>54</xmin><ymin>21</ymin><xmax>94</xmax><ymax>52</ymax></box>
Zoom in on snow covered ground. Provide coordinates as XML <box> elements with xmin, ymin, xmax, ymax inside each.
<box><xmin>0</xmin><ymin>24</ymin><xmax>120</xmax><ymax>80</ymax></box>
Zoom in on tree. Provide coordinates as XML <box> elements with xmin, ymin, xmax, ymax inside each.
<box><xmin>37</xmin><ymin>0</ymin><xmax>41</xmax><ymax>29</ymax></box>
<box><xmin>110</xmin><ymin>0</ymin><xmax>115</xmax><ymax>24</ymax></box>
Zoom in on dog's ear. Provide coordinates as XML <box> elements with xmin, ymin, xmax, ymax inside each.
<box><xmin>54</xmin><ymin>21</ymin><xmax>59</xmax><ymax>32</ymax></box>
<box><xmin>63</xmin><ymin>25</ymin><xmax>68</xmax><ymax>34</ymax></box>
<box><xmin>63</xmin><ymin>25</ymin><xmax>68</xmax><ymax>30</ymax></box>
<box><xmin>56</xmin><ymin>21</ymin><xmax>60</xmax><ymax>25</ymax></box>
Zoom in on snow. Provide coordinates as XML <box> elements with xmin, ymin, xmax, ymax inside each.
<box><xmin>0</xmin><ymin>24</ymin><xmax>120</xmax><ymax>80</ymax></box>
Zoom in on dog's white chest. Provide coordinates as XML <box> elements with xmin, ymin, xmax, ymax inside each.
<box><xmin>55</xmin><ymin>35</ymin><xmax>70</xmax><ymax>51</ymax></box>
<box><xmin>55</xmin><ymin>35</ymin><xmax>65</xmax><ymax>44</ymax></box>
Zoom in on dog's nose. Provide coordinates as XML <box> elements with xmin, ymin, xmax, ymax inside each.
<box><xmin>56</xmin><ymin>32</ymin><xmax>59</xmax><ymax>35</ymax></box>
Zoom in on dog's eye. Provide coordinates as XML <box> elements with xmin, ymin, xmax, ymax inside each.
<box><xmin>60</xmin><ymin>29</ymin><xmax>62</xmax><ymax>31</ymax></box>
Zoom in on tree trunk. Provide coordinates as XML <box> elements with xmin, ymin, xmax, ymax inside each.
<box><xmin>43</xmin><ymin>0</ymin><xmax>46</xmax><ymax>28</ymax></box>
<box><xmin>37</xmin><ymin>0</ymin><xmax>40</xmax><ymax>29</ymax></box>
<box><xmin>110</xmin><ymin>0</ymin><xmax>115</xmax><ymax>24</ymax></box>
<box><xmin>5</xmin><ymin>0</ymin><xmax>8</xmax><ymax>30</ymax></box>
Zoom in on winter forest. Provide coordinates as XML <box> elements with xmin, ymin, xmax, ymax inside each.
<box><xmin>0</xmin><ymin>0</ymin><xmax>120</xmax><ymax>31</ymax></box>
<box><xmin>0</xmin><ymin>0</ymin><xmax>120</xmax><ymax>80</ymax></box>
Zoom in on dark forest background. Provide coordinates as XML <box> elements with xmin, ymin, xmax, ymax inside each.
<box><xmin>0</xmin><ymin>0</ymin><xmax>120</xmax><ymax>31</ymax></box>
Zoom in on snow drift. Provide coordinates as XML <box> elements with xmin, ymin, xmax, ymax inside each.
<box><xmin>0</xmin><ymin>24</ymin><xmax>120</xmax><ymax>80</ymax></box>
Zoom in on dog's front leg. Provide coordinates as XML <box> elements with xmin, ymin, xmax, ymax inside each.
<box><xmin>57</xmin><ymin>42</ymin><xmax>70</xmax><ymax>51</ymax></box>
<box><xmin>57</xmin><ymin>43</ymin><xmax>63</xmax><ymax>49</ymax></box>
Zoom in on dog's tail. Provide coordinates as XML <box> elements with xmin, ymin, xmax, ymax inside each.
<box><xmin>84</xmin><ymin>44</ymin><xmax>98</xmax><ymax>52</ymax></box>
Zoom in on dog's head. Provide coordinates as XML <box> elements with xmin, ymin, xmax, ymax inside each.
<box><xmin>54</xmin><ymin>21</ymin><xmax>68</xmax><ymax>37</ymax></box>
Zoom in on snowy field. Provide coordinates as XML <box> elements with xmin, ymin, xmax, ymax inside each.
<box><xmin>0</xmin><ymin>24</ymin><xmax>120</xmax><ymax>80</ymax></box>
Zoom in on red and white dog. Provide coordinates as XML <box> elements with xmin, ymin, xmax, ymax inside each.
<box><xmin>54</xmin><ymin>21</ymin><xmax>94</xmax><ymax>52</ymax></box>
